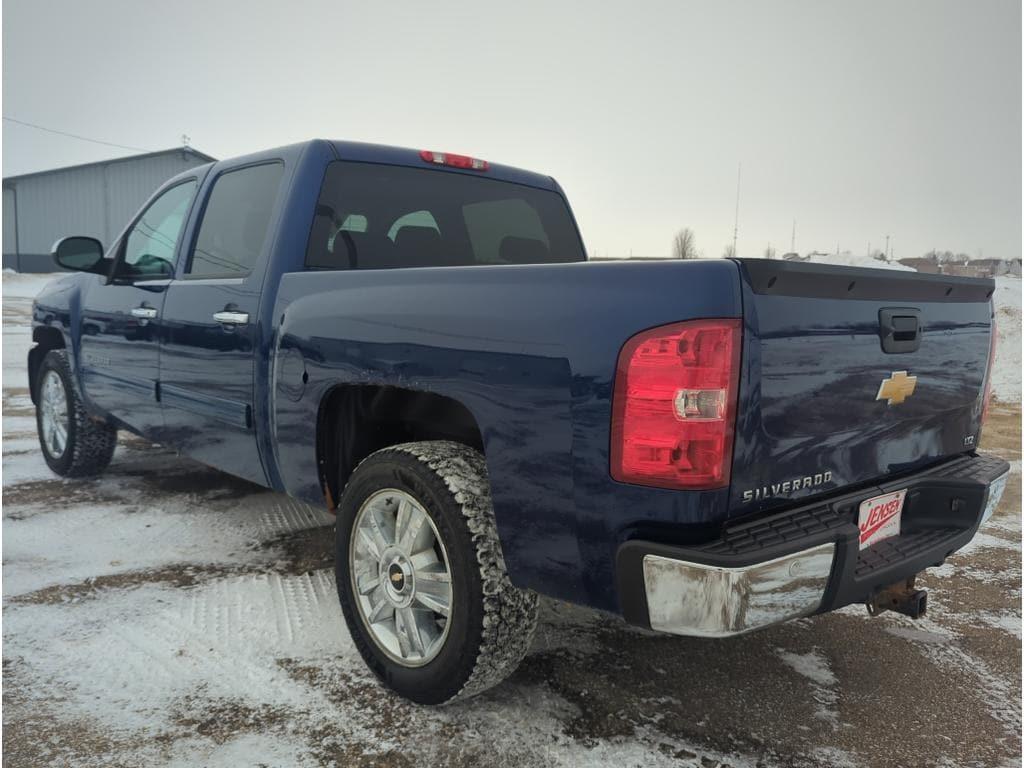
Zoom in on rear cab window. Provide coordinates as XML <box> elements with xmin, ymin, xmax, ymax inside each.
<box><xmin>305</xmin><ymin>162</ymin><xmax>585</xmax><ymax>270</ymax></box>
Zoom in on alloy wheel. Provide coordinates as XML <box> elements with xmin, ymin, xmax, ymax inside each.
<box><xmin>349</xmin><ymin>488</ymin><xmax>454</xmax><ymax>667</ymax></box>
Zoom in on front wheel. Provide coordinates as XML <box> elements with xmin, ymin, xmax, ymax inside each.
<box><xmin>35</xmin><ymin>349</ymin><xmax>117</xmax><ymax>477</ymax></box>
<box><xmin>335</xmin><ymin>441</ymin><xmax>539</xmax><ymax>704</ymax></box>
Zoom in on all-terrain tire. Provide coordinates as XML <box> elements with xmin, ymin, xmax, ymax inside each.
<box><xmin>335</xmin><ymin>440</ymin><xmax>539</xmax><ymax>704</ymax></box>
<box><xmin>35</xmin><ymin>349</ymin><xmax>117</xmax><ymax>477</ymax></box>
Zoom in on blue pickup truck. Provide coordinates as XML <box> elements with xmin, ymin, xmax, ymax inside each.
<box><xmin>30</xmin><ymin>139</ymin><xmax>1008</xmax><ymax>704</ymax></box>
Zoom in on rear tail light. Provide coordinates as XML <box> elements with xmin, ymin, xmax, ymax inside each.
<box><xmin>419</xmin><ymin>149</ymin><xmax>489</xmax><ymax>171</ymax></box>
<box><xmin>981</xmin><ymin>315</ymin><xmax>997</xmax><ymax>426</ymax></box>
<box><xmin>611</xmin><ymin>319</ymin><xmax>742</xmax><ymax>490</ymax></box>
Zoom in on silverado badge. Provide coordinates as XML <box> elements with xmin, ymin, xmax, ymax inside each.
<box><xmin>876</xmin><ymin>370</ymin><xmax>917</xmax><ymax>406</ymax></box>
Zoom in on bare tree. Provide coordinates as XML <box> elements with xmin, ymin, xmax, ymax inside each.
<box><xmin>723</xmin><ymin>244</ymin><xmax>736</xmax><ymax>259</ymax></box>
<box><xmin>764</xmin><ymin>244</ymin><xmax>776</xmax><ymax>260</ymax></box>
<box><xmin>672</xmin><ymin>228</ymin><xmax>698</xmax><ymax>259</ymax></box>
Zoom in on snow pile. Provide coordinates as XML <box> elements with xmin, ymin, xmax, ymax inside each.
<box><xmin>991</xmin><ymin>277</ymin><xmax>1021</xmax><ymax>402</ymax></box>
<box><xmin>2</xmin><ymin>273</ymin><xmax>69</xmax><ymax>390</ymax></box>
<box><xmin>2</xmin><ymin>270</ymin><xmax>66</xmax><ymax>299</ymax></box>
<box><xmin>801</xmin><ymin>252</ymin><xmax>914</xmax><ymax>271</ymax></box>
<box><xmin>4</xmin><ymin>274</ymin><xmax>52</xmax><ymax>390</ymax></box>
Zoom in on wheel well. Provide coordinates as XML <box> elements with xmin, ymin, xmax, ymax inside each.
<box><xmin>28</xmin><ymin>327</ymin><xmax>66</xmax><ymax>403</ymax></box>
<box><xmin>317</xmin><ymin>384</ymin><xmax>484</xmax><ymax>509</ymax></box>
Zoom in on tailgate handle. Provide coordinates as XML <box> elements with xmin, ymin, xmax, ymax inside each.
<box><xmin>879</xmin><ymin>308</ymin><xmax>922</xmax><ymax>354</ymax></box>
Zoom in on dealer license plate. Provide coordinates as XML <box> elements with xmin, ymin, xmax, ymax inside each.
<box><xmin>858</xmin><ymin>489</ymin><xmax>906</xmax><ymax>550</ymax></box>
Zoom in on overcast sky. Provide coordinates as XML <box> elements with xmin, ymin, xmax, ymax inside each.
<box><xmin>3</xmin><ymin>0</ymin><xmax>1020</xmax><ymax>260</ymax></box>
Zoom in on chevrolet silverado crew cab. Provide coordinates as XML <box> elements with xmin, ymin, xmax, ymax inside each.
<box><xmin>30</xmin><ymin>139</ymin><xmax>1009</xmax><ymax>704</ymax></box>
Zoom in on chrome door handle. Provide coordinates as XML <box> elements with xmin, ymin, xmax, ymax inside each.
<box><xmin>213</xmin><ymin>311</ymin><xmax>249</xmax><ymax>325</ymax></box>
<box><xmin>130</xmin><ymin>307</ymin><xmax>158</xmax><ymax>319</ymax></box>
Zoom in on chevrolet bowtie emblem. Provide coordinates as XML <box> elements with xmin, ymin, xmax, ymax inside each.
<box><xmin>876</xmin><ymin>370</ymin><xmax>917</xmax><ymax>406</ymax></box>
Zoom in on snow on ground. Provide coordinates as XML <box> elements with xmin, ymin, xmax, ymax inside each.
<box><xmin>775</xmin><ymin>649</ymin><xmax>839</xmax><ymax>725</ymax></box>
<box><xmin>2</xmin><ymin>273</ymin><xmax>1022</xmax><ymax>767</ymax></box>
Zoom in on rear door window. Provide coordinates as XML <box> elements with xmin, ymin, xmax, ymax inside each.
<box><xmin>188</xmin><ymin>162</ymin><xmax>284</xmax><ymax>278</ymax></box>
<box><xmin>305</xmin><ymin>161</ymin><xmax>585</xmax><ymax>270</ymax></box>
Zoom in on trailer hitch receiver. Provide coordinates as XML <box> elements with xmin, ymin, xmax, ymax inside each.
<box><xmin>866</xmin><ymin>577</ymin><xmax>927</xmax><ymax>619</ymax></box>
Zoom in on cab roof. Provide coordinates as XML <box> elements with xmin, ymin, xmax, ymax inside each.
<box><xmin>159</xmin><ymin>139</ymin><xmax>562</xmax><ymax>195</ymax></box>
<box><xmin>328</xmin><ymin>140</ymin><xmax>559</xmax><ymax>192</ymax></box>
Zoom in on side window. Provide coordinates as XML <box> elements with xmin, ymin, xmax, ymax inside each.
<box><xmin>188</xmin><ymin>162</ymin><xmax>284</xmax><ymax>278</ymax></box>
<box><xmin>119</xmin><ymin>180</ymin><xmax>197</xmax><ymax>279</ymax></box>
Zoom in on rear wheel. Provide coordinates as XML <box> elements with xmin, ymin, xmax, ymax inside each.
<box><xmin>335</xmin><ymin>440</ymin><xmax>539</xmax><ymax>704</ymax></box>
<box><xmin>35</xmin><ymin>349</ymin><xmax>117</xmax><ymax>477</ymax></box>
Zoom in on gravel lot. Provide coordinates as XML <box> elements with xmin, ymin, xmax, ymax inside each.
<box><xmin>3</xmin><ymin>275</ymin><xmax>1021</xmax><ymax>768</ymax></box>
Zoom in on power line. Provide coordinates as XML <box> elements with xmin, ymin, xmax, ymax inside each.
<box><xmin>2</xmin><ymin>116</ymin><xmax>152</xmax><ymax>153</ymax></box>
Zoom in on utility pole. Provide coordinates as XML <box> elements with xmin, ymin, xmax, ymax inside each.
<box><xmin>732</xmin><ymin>163</ymin><xmax>741</xmax><ymax>257</ymax></box>
<box><xmin>885</xmin><ymin>234</ymin><xmax>890</xmax><ymax>260</ymax></box>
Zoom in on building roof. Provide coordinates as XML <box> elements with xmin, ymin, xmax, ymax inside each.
<box><xmin>2</xmin><ymin>147</ymin><xmax>217</xmax><ymax>184</ymax></box>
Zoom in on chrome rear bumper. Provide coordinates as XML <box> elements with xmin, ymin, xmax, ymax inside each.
<box><xmin>642</xmin><ymin>544</ymin><xmax>835</xmax><ymax>637</ymax></box>
<box><xmin>617</xmin><ymin>453</ymin><xmax>1011</xmax><ymax>637</ymax></box>
<box><xmin>980</xmin><ymin>469</ymin><xmax>1008</xmax><ymax>525</ymax></box>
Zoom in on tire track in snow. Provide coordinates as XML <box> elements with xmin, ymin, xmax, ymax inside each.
<box><xmin>255</xmin><ymin>495</ymin><xmax>333</xmax><ymax>539</ymax></box>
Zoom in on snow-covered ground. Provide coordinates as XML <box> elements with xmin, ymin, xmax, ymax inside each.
<box><xmin>2</xmin><ymin>271</ymin><xmax>1021</xmax><ymax>767</ymax></box>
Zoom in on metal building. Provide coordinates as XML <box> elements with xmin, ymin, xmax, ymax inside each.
<box><xmin>3</xmin><ymin>147</ymin><xmax>215</xmax><ymax>272</ymax></box>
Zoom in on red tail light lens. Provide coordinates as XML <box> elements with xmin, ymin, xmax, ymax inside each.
<box><xmin>981</xmin><ymin>316</ymin><xmax>997</xmax><ymax>426</ymax></box>
<box><xmin>611</xmin><ymin>319</ymin><xmax>742</xmax><ymax>490</ymax></box>
<box><xmin>419</xmin><ymin>149</ymin><xmax>489</xmax><ymax>171</ymax></box>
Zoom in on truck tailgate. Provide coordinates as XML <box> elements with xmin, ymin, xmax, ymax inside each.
<box><xmin>730</xmin><ymin>259</ymin><xmax>995</xmax><ymax>515</ymax></box>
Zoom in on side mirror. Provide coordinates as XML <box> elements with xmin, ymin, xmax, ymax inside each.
<box><xmin>52</xmin><ymin>236</ymin><xmax>107</xmax><ymax>274</ymax></box>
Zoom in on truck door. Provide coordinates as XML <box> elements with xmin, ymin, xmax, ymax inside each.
<box><xmin>77</xmin><ymin>179</ymin><xmax>198</xmax><ymax>435</ymax></box>
<box><xmin>157</xmin><ymin>161</ymin><xmax>285</xmax><ymax>485</ymax></box>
